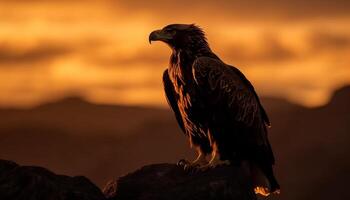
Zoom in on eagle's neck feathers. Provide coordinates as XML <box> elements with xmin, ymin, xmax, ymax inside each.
<box><xmin>168</xmin><ymin>41</ymin><xmax>217</xmax><ymax>83</ymax></box>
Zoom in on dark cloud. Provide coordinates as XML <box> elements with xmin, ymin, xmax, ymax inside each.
<box><xmin>309</xmin><ymin>31</ymin><xmax>350</xmax><ymax>51</ymax></box>
<box><xmin>94</xmin><ymin>81</ymin><xmax>161</xmax><ymax>91</ymax></box>
<box><xmin>92</xmin><ymin>49</ymin><xmax>169</xmax><ymax>68</ymax></box>
<box><xmin>222</xmin><ymin>31</ymin><xmax>350</xmax><ymax>65</ymax></box>
<box><xmin>0</xmin><ymin>38</ymin><xmax>108</xmax><ymax>66</ymax></box>
<box><xmin>223</xmin><ymin>36</ymin><xmax>297</xmax><ymax>65</ymax></box>
<box><xmin>0</xmin><ymin>43</ymin><xmax>72</xmax><ymax>65</ymax></box>
<box><xmin>0</xmin><ymin>0</ymin><xmax>87</xmax><ymax>3</ymax></box>
<box><xmin>2</xmin><ymin>0</ymin><xmax>349</xmax><ymax>21</ymax></box>
<box><xmin>117</xmin><ymin>0</ymin><xmax>350</xmax><ymax>21</ymax></box>
<box><xmin>263</xmin><ymin>37</ymin><xmax>296</xmax><ymax>61</ymax></box>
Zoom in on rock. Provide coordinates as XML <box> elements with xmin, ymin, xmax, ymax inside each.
<box><xmin>103</xmin><ymin>163</ymin><xmax>256</xmax><ymax>200</ymax></box>
<box><xmin>0</xmin><ymin>160</ymin><xmax>257</xmax><ymax>200</ymax></box>
<box><xmin>0</xmin><ymin>160</ymin><xmax>106</xmax><ymax>200</ymax></box>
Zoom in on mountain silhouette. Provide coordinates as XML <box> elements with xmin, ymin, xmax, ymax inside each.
<box><xmin>328</xmin><ymin>85</ymin><xmax>350</xmax><ymax>108</ymax></box>
<box><xmin>0</xmin><ymin>86</ymin><xmax>349</xmax><ymax>200</ymax></box>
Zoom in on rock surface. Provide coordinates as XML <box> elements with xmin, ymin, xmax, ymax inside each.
<box><xmin>0</xmin><ymin>159</ymin><xmax>106</xmax><ymax>200</ymax></box>
<box><xmin>103</xmin><ymin>163</ymin><xmax>256</xmax><ymax>200</ymax></box>
<box><xmin>0</xmin><ymin>160</ymin><xmax>256</xmax><ymax>200</ymax></box>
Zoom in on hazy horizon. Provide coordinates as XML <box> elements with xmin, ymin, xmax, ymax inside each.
<box><xmin>0</xmin><ymin>83</ymin><xmax>349</xmax><ymax>110</ymax></box>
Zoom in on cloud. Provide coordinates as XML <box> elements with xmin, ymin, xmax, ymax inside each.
<box><xmin>222</xmin><ymin>36</ymin><xmax>297</xmax><ymax>65</ymax></box>
<box><xmin>0</xmin><ymin>37</ymin><xmax>108</xmax><ymax>67</ymax></box>
<box><xmin>2</xmin><ymin>0</ymin><xmax>349</xmax><ymax>22</ymax></box>
<box><xmin>309</xmin><ymin>31</ymin><xmax>350</xmax><ymax>51</ymax></box>
<box><xmin>220</xmin><ymin>30</ymin><xmax>350</xmax><ymax>66</ymax></box>
<box><xmin>0</xmin><ymin>42</ymin><xmax>73</xmax><ymax>65</ymax></box>
<box><xmin>91</xmin><ymin>46</ymin><xmax>169</xmax><ymax>68</ymax></box>
<box><xmin>116</xmin><ymin>0</ymin><xmax>350</xmax><ymax>21</ymax></box>
<box><xmin>0</xmin><ymin>0</ymin><xmax>349</xmax><ymax>108</ymax></box>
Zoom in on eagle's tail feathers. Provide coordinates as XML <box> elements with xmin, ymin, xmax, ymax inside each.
<box><xmin>251</xmin><ymin>163</ymin><xmax>280</xmax><ymax>196</ymax></box>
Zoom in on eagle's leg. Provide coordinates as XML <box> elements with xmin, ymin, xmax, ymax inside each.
<box><xmin>198</xmin><ymin>143</ymin><xmax>230</xmax><ymax>171</ymax></box>
<box><xmin>177</xmin><ymin>147</ymin><xmax>208</xmax><ymax>170</ymax></box>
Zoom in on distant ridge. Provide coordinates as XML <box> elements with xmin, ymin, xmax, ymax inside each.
<box><xmin>328</xmin><ymin>85</ymin><xmax>350</xmax><ymax>108</ymax></box>
<box><xmin>0</xmin><ymin>85</ymin><xmax>349</xmax><ymax>200</ymax></box>
<box><xmin>2</xmin><ymin>84</ymin><xmax>349</xmax><ymax>111</ymax></box>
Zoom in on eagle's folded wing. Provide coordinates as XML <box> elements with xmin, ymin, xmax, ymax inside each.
<box><xmin>163</xmin><ymin>69</ymin><xmax>186</xmax><ymax>133</ymax></box>
<box><xmin>192</xmin><ymin>57</ymin><xmax>260</xmax><ymax>127</ymax></box>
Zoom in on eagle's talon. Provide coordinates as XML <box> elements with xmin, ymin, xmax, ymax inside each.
<box><xmin>183</xmin><ymin>163</ymin><xmax>200</xmax><ymax>173</ymax></box>
<box><xmin>184</xmin><ymin>164</ymin><xmax>204</xmax><ymax>174</ymax></box>
<box><xmin>189</xmin><ymin>166</ymin><xmax>202</xmax><ymax>174</ymax></box>
<box><xmin>178</xmin><ymin>151</ymin><xmax>209</xmax><ymax>172</ymax></box>
<box><xmin>183</xmin><ymin>165</ymin><xmax>194</xmax><ymax>173</ymax></box>
<box><xmin>198</xmin><ymin>164</ymin><xmax>213</xmax><ymax>172</ymax></box>
<box><xmin>177</xmin><ymin>159</ymin><xmax>190</xmax><ymax>168</ymax></box>
<box><xmin>183</xmin><ymin>164</ymin><xmax>192</xmax><ymax>171</ymax></box>
<box><xmin>197</xmin><ymin>159</ymin><xmax>231</xmax><ymax>171</ymax></box>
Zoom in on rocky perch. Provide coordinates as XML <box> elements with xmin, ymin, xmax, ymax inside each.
<box><xmin>103</xmin><ymin>163</ymin><xmax>256</xmax><ymax>200</ymax></box>
<box><xmin>0</xmin><ymin>160</ymin><xmax>256</xmax><ymax>200</ymax></box>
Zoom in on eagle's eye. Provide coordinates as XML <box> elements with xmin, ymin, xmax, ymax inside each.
<box><xmin>164</xmin><ymin>28</ymin><xmax>176</xmax><ymax>35</ymax></box>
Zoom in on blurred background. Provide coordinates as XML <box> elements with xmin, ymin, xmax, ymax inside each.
<box><xmin>0</xmin><ymin>0</ymin><xmax>349</xmax><ymax>200</ymax></box>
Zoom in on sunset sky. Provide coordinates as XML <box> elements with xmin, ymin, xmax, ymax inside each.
<box><xmin>0</xmin><ymin>0</ymin><xmax>349</xmax><ymax>108</ymax></box>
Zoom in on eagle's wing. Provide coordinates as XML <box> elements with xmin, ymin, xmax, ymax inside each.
<box><xmin>163</xmin><ymin>69</ymin><xmax>185</xmax><ymax>133</ymax></box>
<box><xmin>192</xmin><ymin>57</ymin><xmax>271</xmax><ymax>145</ymax></box>
<box><xmin>193</xmin><ymin>57</ymin><xmax>277</xmax><ymax>190</ymax></box>
<box><xmin>229</xmin><ymin>67</ymin><xmax>271</xmax><ymax>127</ymax></box>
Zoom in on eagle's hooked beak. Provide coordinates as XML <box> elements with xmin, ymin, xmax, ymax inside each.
<box><xmin>149</xmin><ymin>29</ymin><xmax>172</xmax><ymax>44</ymax></box>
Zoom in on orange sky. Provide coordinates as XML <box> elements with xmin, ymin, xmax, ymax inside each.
<box><xmin>0</xmin><ymin>0</ymin><xmax>349</xmax><ymax>108</ymax></box>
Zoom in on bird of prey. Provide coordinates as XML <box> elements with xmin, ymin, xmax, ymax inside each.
<box><xmin>149</xmin><ymin>24</ymin><xmax>280</xmax><ymax>196</ymax></box>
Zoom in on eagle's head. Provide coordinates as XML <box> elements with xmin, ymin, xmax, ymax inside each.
<box><xmin>149</xmin><ymin>24</ymin><xmax>208</xmax><ymax>50</ymax></box>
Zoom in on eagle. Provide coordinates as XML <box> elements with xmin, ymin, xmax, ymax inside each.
<box><xmin>149</xmin><ymin>24</ymin><xmax>280</xmax><ymax>196</ymax></box>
